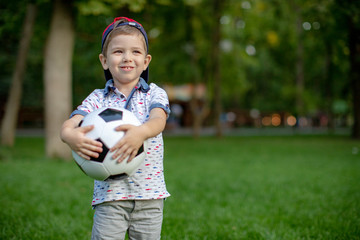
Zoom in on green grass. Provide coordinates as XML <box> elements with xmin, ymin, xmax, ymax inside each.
<box><xmin>1</xmin><ymin>135</ymin><xmax>360</xmax><ymax>239</ymax></box>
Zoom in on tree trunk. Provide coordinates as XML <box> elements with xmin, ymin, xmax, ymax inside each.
<box><xmin>190</xmin><ymin>92</ymin><xmax>210</xmax><ymax>138</ymax></box>
<box><xmin>324</xmin><ymin>42</ymin><xmax>335</xmax><ymax>132</ymax></box>
<box><xmin>44</xmin><ymin>0</ymin><xmax>74</xmax><ymax>159</ymax></box>
<box><xmin>349</xmin><ymin>14</ymin><xmax>360</xmax><ymax>139</ymax></box>
<box><xmin>184</xmin><ymin>6</ymin><xmax>210</xmax><ymax>138</ymax></box>
<box><xmin>211</xmin><ymin>0</ymin><xmax>223</xmax><ymax>138</ymax></box>
<box><xmin>1</xmin><ymin>4</ymin><xmax>37</xmax><ymax>146</ymax></box>
<box><xmin>294</xmin><ymin>5</ymin><xmax>305</xmax><ymax>117</ymax></box>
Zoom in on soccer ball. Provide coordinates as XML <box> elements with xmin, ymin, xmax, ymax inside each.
<box><xmin>72</xmin><ymin>107</ymin><xmax>148</xmax><ymax>181</ymax></box>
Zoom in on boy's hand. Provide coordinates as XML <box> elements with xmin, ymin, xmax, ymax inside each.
<box><xmin>68</xmin><ymin>125</ymin><xmax>103</xmax><ymax>160</ymax></box>
<box><xmin>109</xmin><ymin>108</ymin><xmax>167</xmax><ymax>163</ymax></box>
<box><xmin>60</xmin><ymin>115</ymin><xmax>103</xmax><ymax>160</ymax></box>
<box><xmin>110</xmin><ymin>124</ymin><xmax>146</xmax><ymax>163</ymax></box>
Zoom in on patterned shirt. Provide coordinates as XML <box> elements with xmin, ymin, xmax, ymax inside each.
<box><xmin>71</xmin><ymin>79</ymin><xmax>171</xmax><ymax>206</ymax></box>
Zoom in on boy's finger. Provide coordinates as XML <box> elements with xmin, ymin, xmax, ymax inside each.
<box><xmin>110</xmin><ymin>139</ymin><xmax>125</xmax><ymax>152</ymax></box>
<box><xmin>76</xmin><ymin>151</ymin><xmax>89</xmax><ymax>160</ymax></box>
<box><xmin>89</xmin><ymin>139</ymin><xmax>103</xmax><ymax>148</ymax></box>
<box><xmin>115</xmin><ymin>124</ymin><xmax>133</xmax><ymax>131</ymax></box>
<box><xmin>115</xmin><ymin>147</ymin><xmax>132</xmax><ymax>163</ymax></box>
<box><xmin>115</xmin><ymin>151</ymin><xmax>126</xmax><ymax>163</ymax></box>
<box><xmin>77</xmin><ymin>149</ymin><xmax>98</xmax><ymax>160</ymax></box>
<box><xmin>81</xmin><ymin>125</ymin><xmax>95</xmax><ymax>133</ymax></box>
<box><xmin>85</xmin><ymin>142</ymin><xmax>103</xmax><ymax>152</ymax></box>
<box><xmin>126</xmin><ymin>152</ymin><xmax>137</xmax><ymax>163</ymax></box>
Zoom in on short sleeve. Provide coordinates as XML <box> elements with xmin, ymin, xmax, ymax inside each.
<box><xmin>149</xmin><ymin>83</ymin><xmax>171</xmax><ymax>118</ymax></box>
<box><xmin>69</xmin><ymin>90</ymin><xmax>105</xmax><ymax>118</ymax></box>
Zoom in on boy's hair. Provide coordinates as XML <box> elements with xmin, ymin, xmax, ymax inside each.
<box><xmin>101</xmin><ymin>17</ymin><xmax>150</xmax><ymax>82</ymax></box>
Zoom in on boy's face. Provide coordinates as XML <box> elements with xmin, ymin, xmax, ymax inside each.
<box><xmin>99</xmin><ymin>34</ymin><xmax>151</xmax><ymax>88</ymax></box>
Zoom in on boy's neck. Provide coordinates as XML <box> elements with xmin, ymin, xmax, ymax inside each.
<box><xmin>113</xmin><ymin>79</ymin><xmax>139</xmax><ymax>97</ymax></box>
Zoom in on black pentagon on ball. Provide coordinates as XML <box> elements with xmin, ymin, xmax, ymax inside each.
<box><xmin>99</xmin><ymin>108</ymin><xmax>123</xmax><ymax>122</ymax></box>
<box><xmin>90</xmin><ymin>139</ymin><xmax>109</xmax><ymax>162</ymax></box>
<box><xmin>108</xmin><ymin>173</ymin><xmax>128</xmax><ymax>180</ymax></box>
<box><xmin>136</xmin><ymin>144</ymin><xmax>144</xmax><ymax>157</ymax></box>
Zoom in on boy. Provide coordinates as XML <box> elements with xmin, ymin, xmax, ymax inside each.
<box><xmin>60</xmin><ymin>17</ymin><xmax>171</xmax><ymax>239</ymax></box>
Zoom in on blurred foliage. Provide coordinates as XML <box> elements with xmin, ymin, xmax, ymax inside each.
<box><xmin>0</xmin><ymin>0</ymin><xmax>353</xmax><ymax>117</ymax></box>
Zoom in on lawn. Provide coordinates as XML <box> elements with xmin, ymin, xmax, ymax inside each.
<box><xmin>0</xmin><ymin>135</ymin><xmax>359</xmax><ymax>239</ymax></box>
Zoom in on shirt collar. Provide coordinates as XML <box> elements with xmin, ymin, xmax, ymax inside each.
<box><xmin>104</xmin><ymin>78</ymin><xmax>150</xmax><ymax>96</ymax></box>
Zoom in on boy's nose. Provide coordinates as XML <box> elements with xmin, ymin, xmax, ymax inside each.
<box><xmin>122</xmin><ymin>52</ymin><xmax>132</xmax><ymax>62</ymax></box>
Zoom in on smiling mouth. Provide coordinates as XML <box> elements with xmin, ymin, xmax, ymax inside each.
<box><xmin>121</xmin><ymin>66</ymin><xmax>134</xmax><ymax>71</ymax></box>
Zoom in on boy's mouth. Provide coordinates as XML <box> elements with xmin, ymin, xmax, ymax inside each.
<box><xmin>120</xmin><ymin>66</ymin><xmax>134</xmax><ymax>71</ymax></box>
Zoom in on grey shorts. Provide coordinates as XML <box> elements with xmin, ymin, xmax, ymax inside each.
<box><xmin>91</xmin><ymin>199</ymin><xmax>164</xmax><ymax>240</ymax></box>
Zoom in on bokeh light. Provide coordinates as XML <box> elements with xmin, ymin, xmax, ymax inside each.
<box><xmin>262</xmin><ymin>116</ymin><xmax>272</xmax><ymax>126</ymax></box>
<box><xmin>313</xmin><ymin>21</ymin><xmax>320</xmax><ymax>30</ymax></box>
<box><xmin>287</xmin><ymin>115</ymin><xmax>297</xmax><ymax>126</ymax></box>
<box><xmin>241</xmin><ymin>1</ymin><xmax>251</xmax><ymax>9</ymax></box>
<box><xmin>246</xmin><ymin>45</ymin><xmax>256</xmax><ymax>55</ymax></box>
<box><xmin>303</xmin><ymin>22</ymin><xmax>311</xmax><ymax>30</ymax></box>
<box><xmin>272</xmin><ymin>114</ymin><xmax>281</xmax><ymax>126</ymax></box>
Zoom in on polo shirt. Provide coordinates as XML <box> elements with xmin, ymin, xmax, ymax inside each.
<box><xmin>71</xmin><ymin>78</ymin><xmax>171</xmax><ymax>206</ymax></box>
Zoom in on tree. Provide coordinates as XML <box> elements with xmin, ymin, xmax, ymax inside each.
<box><xmin>210</xmin><ymin>0</ymin><xmax>225</xmax><ymax>137</ymax></box>
<box><xmin>44</xmin><ymin>0</ymin><xmax>75</xmax><ymax>158</ymax></box>
<box><xmin>347</xmin><ymin>4</ymin><xmax>360</xmax><ymax>139</ymax></box>
<box><xmin>291</xmin><ymin>0</ymin><xmax>305</xmax><ymax>117</ymax></box>
<box><xmin>1</xmin><ymin>3</ymin><xmax>37</xmax><ymax>146</ymax></box>
<box><xmin>1</xmin><ymin>0</ymin><xmax>356</xmax><ymax>143</ymax></box>
<box><xmin>183</xmin><ymin>5</ymin><xmax>210</xmax><ymax>138</ymax></box>
<box><xmin>330</xmin><ymin>0</ymin><xmax>360</xmax><ymax>138</ymax></box>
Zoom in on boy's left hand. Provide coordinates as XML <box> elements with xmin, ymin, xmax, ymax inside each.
<box><xmin>110</xmin><ymin>108</ymin><xmax>167</xmax><ymax>163</ymax></box>
<box><xmin>110</xmin><ymin>124</ymin><xmax>146</xmax><ymax>163</ymax></box>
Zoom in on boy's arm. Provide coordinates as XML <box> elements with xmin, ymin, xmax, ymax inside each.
<box><xmin>60</xmin><ymin>114</ymin><xmax>103</xmax><ymax>160</ymax></box>
<box><xmin>111</xmin><ymin>107</ymin><xmax>167</xmax><ymax>163</ymax></box>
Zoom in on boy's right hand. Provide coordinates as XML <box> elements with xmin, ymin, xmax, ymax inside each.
<box><xmin>67</xmin><ymin>125</ymin><xmax>103</xmax><ymax>160</ymax></box>
<box><xmin>60</xmin><ymin>116</ymin><xmax>103</xmax><ymax>160</ymax></box>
